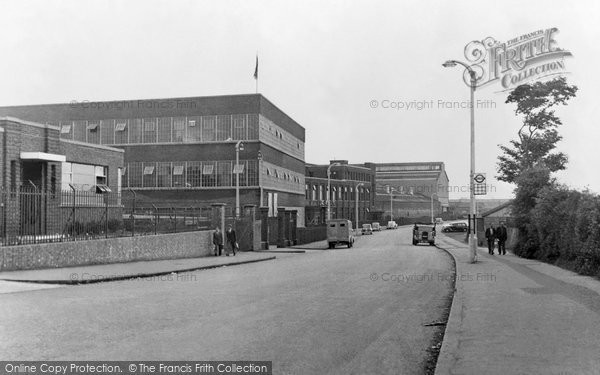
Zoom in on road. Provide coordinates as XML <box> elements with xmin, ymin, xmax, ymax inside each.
<box><xmin>0</xmin><ymin>226</ymin><xmax>454</xmax><ymax>375</ymax></box>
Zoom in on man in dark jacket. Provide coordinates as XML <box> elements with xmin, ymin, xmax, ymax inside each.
<box><xmin>485</xmin><ymin>224</ymin><xmax>496</xmax><ymax>255</ymax></box>
<box><xmin>225</xmin><ymin>224</ymin><xmax>237</xmax><ymax>256</ymax></box>
<box><xmin>496</xmin><ymin>222</ymin><xmax>508</xmax><ymax>255</ymax></box>
<box><xmin>213</xmin><ymin>226</ymin><xmax>223</xmax><ymax>256</ymax></box>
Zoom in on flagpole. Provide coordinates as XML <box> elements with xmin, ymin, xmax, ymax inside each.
<box><xmin>254</xmin><ymin>53</ymin><xmax>259</xmax><ymax>94</ymax></box>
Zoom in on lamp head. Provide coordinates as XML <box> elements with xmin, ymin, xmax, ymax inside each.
<box><xmin>442</xmin><ymin>61</ymin><xmax>457</xmax><ymax>68</ymax></box>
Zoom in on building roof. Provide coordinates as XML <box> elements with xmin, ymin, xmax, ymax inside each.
<box><xmin>0</xmin><ymin>93</ymin><xmax>305</xmax><ymax>141</ymax></box>
<box><xmin>374</xmin><ymin>162</ymin><xmax>449</xmax><ymax>183</ymax></box>
<box><xmin>481</xmin><ymin>200</ymin><xmax>513</xmax><ymax>217</ymax></box>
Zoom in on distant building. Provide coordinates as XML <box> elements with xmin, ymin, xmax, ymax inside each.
<box><xmin>0</xmin><ymin>94</ymin><xmax>306</xmax><ymax>223</ymax></box>
<box><xmin>304</xmin><ymin>160</ymin><xmax>374</xmax><ymax>226</ymax></box>
<box><xmin>449</xmin><ymin>198</ymin><xmax>512</xmax><ymax>218</ymax></box>
<box><xmin>0</xmin><ymin>117</ymin><xmax>124</xmax><ymax>240</ymax></box>
<box><xmin>372</xmin><ymin>162</ymin><xmax>449</xmax><ymax>220</ymax></box>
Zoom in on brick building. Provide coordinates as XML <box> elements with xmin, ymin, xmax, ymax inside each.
<box><xmin>304</xmin><ymin>161</ymin><xmax>374</xmax><ymax>226</ymax></box>
<box><xmin>0</xmin><ymin>117</ymin><xmax>124</xmax><ymax>241</ymax></box>
<box><xmin>0</xmin><ymin>94</ymin><xmax>306</xmax><ymax>224</ymax></box>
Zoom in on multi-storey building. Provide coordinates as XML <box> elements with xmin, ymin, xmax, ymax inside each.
<box><xmin>304</xmin><ymin>161</ymin><xmax>374</xmax><ymax>226</ymax></box>
<box><xmin>0</xmin><ymin>94</ymin><xmax>306</xmax><ymax>223</ymax></box>
<box><xmin>372</xmin><ymin>162</ymin><xmax>450</xmax><ymax>220</ymax></box>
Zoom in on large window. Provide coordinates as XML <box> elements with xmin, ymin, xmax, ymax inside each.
<box><xmin>143</xmin><ymin>118</ymin><xmax>157</xmax><ymax>143</ymax></box>
<box><xmin>216</xmin><ymin>115</ymin><xmax>231</xmax><ymax>141</ymax></box>
<box><xmin>129</xmin><ymin>119</ymin><xmax>143</xmax><ymax>144</ymax></box>
<box><xmin>73</xmin><ymin>121</ymin><xmax>87</xmax><ymax>142</ymax></box>
<box><xmin>102</xmin><ymin>119</ymin><xmax>115</xmax><ymax>144</ymax></box>
<box><xmin>61</xmin><ymin>162</ymin><xmax>108</xmax><ymax>192</ymax></box>
<box><xmin>157</xmin><ymin>117</ymin><xmax>172</xmax><ymax>143</ymax></box>
<box><xmin>58</xmin><ymin>114</ymin><xmax>264</xmax><ymax>145</ymax></box>
<box><xmin>157</xmin><ymin>162</ymin><xmax>171</xmax><ymax>187</ymax></box>
<box><xmin>173</xmin><ymin>117</ymin><xmax>186</xmax><ymax>142</ymax></box>
<box><xmin>187</xmin><ymin>116</ymin><xmax>201</xmax><ymax>142</ymax></box>
<box><xmin>122</xmin><ymin>159</ymin><xmax>260</xmax><ymax>189</ymax></box>
<box><xmin>114</xmin><ymin>120</ymin><xmax>128</xmax><ymax>144</ymax></box>
<box><xmin>202</xmin><ymin>117</ymin><xmax>216</xmax><ymax>142</ymax></box>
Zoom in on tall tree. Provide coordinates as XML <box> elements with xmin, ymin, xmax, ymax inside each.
<box><xmin>497</xmin><ymin>77</ymin><xmax>578</xmax><ymax>183</ymax></box>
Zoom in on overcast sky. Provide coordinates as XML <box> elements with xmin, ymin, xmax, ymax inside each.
<box><xmin>1</xmin><ymin>0</ymin><xmax>598</xmax><ymax>199</ymax></box>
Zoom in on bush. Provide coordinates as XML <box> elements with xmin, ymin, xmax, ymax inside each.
<box><xmin>528</xmin><ymin>186</ymin><xmax>600</xmax><ymax>277</ymax></box>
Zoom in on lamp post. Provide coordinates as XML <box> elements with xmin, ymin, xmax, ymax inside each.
<box><xmin>387</xmin><ymin>185</ymin><xmax>398</xmax><ymax>222</ymax></box>
<box><xmin>234</xmin><ymin>140</ymin><xmax>244</xmax><ymax>219</ymax></box>
<box><xmin>443</xmin><ymin>59</ymin><xmax>478</xmax><ymax>263</ymax></box>
<box><xmin>430</xmin><ymin>193</ymin><xmax>438</xmax><ymax>224</ymax></box>
<box><xmin>355</xmin><ymin>182</ymin><xmax>364</xmax><ymax>232</ymax></box>
<box><xmin>257</xmin><ymin>151</ymin><xmax>263</xmax><ymax>207</ymax></box>
<box><xmin>327</xmin><ymin>162</ymin><xmax>341</xmax><ymax>221</ymax></box>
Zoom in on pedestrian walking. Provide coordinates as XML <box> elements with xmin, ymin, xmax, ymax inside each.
<box><xmin>213</xmin><ymin>226</ymin><xmax>223</xmax><ymax>256</ymax></box>
<box><xmin>485</xmin><ymin>224</ymin><xmax>496</xmax><ymax>255</ymax></box>
<box><xmin>496</xmin><ymin>222</ymin><xmax>508</xmax><ymax>255</ymax></box>
<box><xmin>225</xmin><ymin>224</ymin><xmax>237</xmax><ymax>256</ymax></box>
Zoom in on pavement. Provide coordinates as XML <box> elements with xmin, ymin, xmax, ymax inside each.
<box><xmin>435</xmin><ymin>233</ymin><xmax>600</xmax><ymax>375</ymax></box>
<box><xmin>0</xmin><ymin>251</ymin><xmax>276</xmax><ymax>285</ymax></box>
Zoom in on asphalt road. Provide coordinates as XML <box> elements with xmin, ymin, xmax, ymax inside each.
<box><xmin>0</xmin><ymin>226</ymin><xmax>454</xmax><ymax>375</ymax></box>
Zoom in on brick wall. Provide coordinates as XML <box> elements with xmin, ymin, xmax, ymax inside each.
<box><xmin>0</xmin><ymin>230</ymin><xmax>213</xmax><ymax>271</ymax></box>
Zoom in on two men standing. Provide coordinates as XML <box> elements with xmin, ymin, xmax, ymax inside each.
<box><xmin>213</xmin><ymin>225</ymin><xmax>238</xmax><ymax>256</ymax></box>
<box><xmin>484</xmin><ymin>222</ymin><xmax>508</xmax><ymax>255</ymax></box>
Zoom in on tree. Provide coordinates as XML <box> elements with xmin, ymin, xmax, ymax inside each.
<box><xmin>497</xmin><ymin>77</ymin><xmax>578</xmax><ymax>183</ymax></box>
<box><xmin>511</xmin><ymin>165</ymin><xmax>553</xmax><ymax>258</ymax></box>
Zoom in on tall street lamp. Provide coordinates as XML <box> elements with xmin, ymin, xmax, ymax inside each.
<box><xmin>355</xmin><ymin>182</ymin><xmax>364</xmax><ymax>232</ymax></box>
<box><xmin>234</xmin><ymin>140</ymin><xmax>244</xmax><ymax>219</ymax></box>
<box><xmin>443</xmin><ymin>59</ymin><xmax>478</xmax><ymax>263</ymax></box>
<box><xmin>430</xmin><ymin>193</ymin><xmax>438</xmax><ymax>224</ymax></box>
<box><xmin>387</xmin><ymin>185</ymin><xmax>398</xmax><ymax>222</ymax></box>
<box><xmin>327</xmin><ymin>162</ymin><xmax>341</xmax><ymax>221</ymax></box>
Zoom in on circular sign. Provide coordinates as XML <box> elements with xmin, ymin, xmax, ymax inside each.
<box><xmin>474</xmin><ymin>174</ymin><xmax>486</xmax><ymax>183</ymax></box>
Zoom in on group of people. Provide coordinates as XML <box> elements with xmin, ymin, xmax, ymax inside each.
<box><xmin>485</xmin><ymin>222</ymin><xmax>508</xmax><ymax>255</ymax></box>
<box><xmin>212</xmin><ymin>224</ymin><xmax>238</xmax><ymax>256</ymax></box>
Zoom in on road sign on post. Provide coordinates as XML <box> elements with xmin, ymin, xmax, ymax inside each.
<box><xmin>473</xmin><ymin>173</ymin><xmax>487</xmax><ymax>195</ymax></box>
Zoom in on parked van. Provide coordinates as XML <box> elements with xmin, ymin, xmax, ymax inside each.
<box><xmin>412</xmin><ymin>223</ymin><xmax>436</xmax><ymax>246</ymax></box>
<box><xmin>327</xmin><ymin>219</ymin><xmax>355</xmax><ymax>249</ymax></box>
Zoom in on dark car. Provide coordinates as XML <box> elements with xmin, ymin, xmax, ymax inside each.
<box><xmin>442</xmin><ymin>222</ymin><xmax>468</xmax><ymax>232</ymax></box>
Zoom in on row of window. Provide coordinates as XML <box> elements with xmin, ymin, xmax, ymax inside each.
<box><xmin>123</xmin><ymin>160</ymin><xmax>259</xmax><ymax>189</ymax></box>
<box><xmin>305</xmin><ymin>184</ymin><xmax>371</xmax><ymax>201</ymax></box>
<box><xmin>265</xmin><ymin>167</ymin><xmax>302</xmax><ymax>184</ymax></box>
<box><xmin>55</xmin><ymin>114</ymin><xmax>259</xmax><ymax>145</ymax></box>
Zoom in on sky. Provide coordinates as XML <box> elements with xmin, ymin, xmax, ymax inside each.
<box><xmin>1</xmin><ymin>0</ymin><xmax>599</xmax><ymax>199</ymax></box>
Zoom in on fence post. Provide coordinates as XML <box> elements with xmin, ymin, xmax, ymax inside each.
<box><xmin>128</xmin><ymin>188</ymin><xmax>136</xmax><ymax>237</ymax></box>
<box><xmin>152</xmin><ymin>204</ymin><xmax>158</xmax><ymax>235</ymax></box>
<box><xmin>69</xmin><ymin>184</ymin><xmax>76</xmax><ymax>239</ymax></box>
<box><xmin>172</xmin><ymin>207</ymin><xmax>177</xmax><ymax>233</ymax></box>
<box><xmin>105</xmin><ymin>195</ymin><xmax>109</xmax><ymax>238</ymax></box>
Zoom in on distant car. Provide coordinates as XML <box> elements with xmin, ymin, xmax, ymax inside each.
<box><xmin>362</xmin><ymin>223</ymin><xmax>373</xmax><ymax>235</ymax></box>
<box><xmin>435</xmin><ymin>217</ymin><xmax>443</xmax><ymax>224</ymax></box>
<box><xmin>327</xmin><ymin>219</ymin><xmax>355</xmax><ymax>249</ymax></box>
<box><xmin>442</xmin><ymin>222</ymin><xmax>468</xmax><ymax>232</ymax></box>
<box><xmin>413</xmin><ymin>223</ymin><xmax>436</xmax><ymax>246</ymax></box>
<box><xmin>386</xmin><ymin>221</ymin><xmax>398</xmax><ymax>229</ymax></box>
<box><xmin>372</xmin><ymin>222</ymin><xmax>382</xmax><ymax>231</ymax></box>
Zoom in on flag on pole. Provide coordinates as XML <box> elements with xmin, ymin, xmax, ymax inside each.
<box><xmin>253</xmin><ymin>55</ymin><xmax>258</xmax><ymax>80</ymax></box>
